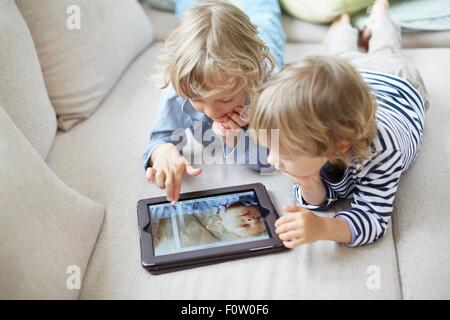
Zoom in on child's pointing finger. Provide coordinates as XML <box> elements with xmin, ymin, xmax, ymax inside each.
<box><xmin>146</xmin><ymin>167</ymin><xmax>157</xmax><ymax>184</ymax></box>
<box><xmin>185</xmin><ymin>163</ymin><xmax>202</xmax><ymax>176</ymax></box>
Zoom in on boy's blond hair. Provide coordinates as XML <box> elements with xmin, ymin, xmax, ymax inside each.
<box><xmin>250</xmin><ymin>56</ymin><xmax>378</xmax><ymax>165</ymax></box>
<box><xmin>156</xmin><ymin>0</ymin><xmax>275</xmax><ymax>101</ymax></box>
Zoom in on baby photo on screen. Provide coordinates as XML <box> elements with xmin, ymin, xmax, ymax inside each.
<box><xmin>149</xmin><ymin>191</ymin><xmax>270</xmax><ymax>256</ymax></box>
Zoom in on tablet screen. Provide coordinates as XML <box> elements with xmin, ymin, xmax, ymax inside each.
<box><xmin>148</xmin><ymin>191</ymin><xmax>271</xmax><ymax>256</ymax></box>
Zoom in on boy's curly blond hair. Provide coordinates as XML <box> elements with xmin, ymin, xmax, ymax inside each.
<box><xmin>250</xmin><ymin>56</ymin><xmax>378</xmax><ymax>165</ymax></box>
<box><xmin>155</xmin><ymin>0</ymin><xmax>275</xmax><ymax>101</ymax></box>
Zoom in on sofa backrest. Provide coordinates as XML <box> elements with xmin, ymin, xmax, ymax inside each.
<box><xmin>15</xmin><ymin>0</ymin><xmax>155</xmax><ymax>132</ymax></box>
<box><xmin>0</xmin><ymin>0</ymin><xmax>57</xmax><ymax>159</ymax></box>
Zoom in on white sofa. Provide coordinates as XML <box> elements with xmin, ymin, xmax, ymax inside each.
<box><xmin>1</xmin><ymin>0</ymin><xmax>449</xmax><ymax>299</ymax></box>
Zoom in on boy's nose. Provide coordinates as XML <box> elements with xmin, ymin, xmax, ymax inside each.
<box><xmin>204</xmin><ymin>105</ymin><xmax>221</xmax><ymax>118</ymax></box>
<box><xmin>269</xmin><ymin>158</ymin><xmax>281</xmax><ymax>171</ymax></box>
<box><xmin>274</xmin><ymin>158</ymin><xmax>284</xmax><ymax>171</ymax></box>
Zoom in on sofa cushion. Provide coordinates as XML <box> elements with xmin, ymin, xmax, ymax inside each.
<box><xmin>143</xmin><ymin>0</ymin><xmax>174</xmax><ymax>12</ymax></box>
<box><xmin>280</xmin><ymin>0</ymin><xmax>373</xmax><ymax>24</ymax></box>
<box><xmin>0</xmin><ymin>106</ymin><xmax>105</xmax><ymax>299</ymax></box>
<box><xmin>141</xmin><ymin>1</ymin><xmax>180</xmax><ymax>41</ymax></box>
<box><xmin>15</xmin><ymin>0</ymin><xmax>154</xmax><ymax>131</ymax></box>
<box><xmin>46</xmin><ymin>43</ymin><xmax>402</xmax><ymax>299</ymax></box>
<box><xmin>400</xmin><ymin>30</ymin><xmax>450</xmax><ymax>49</ymax></box>
<box><xmin>392</xmin><ymin>49</ymin><xmax>450</xmax><ymax>299</ymax></box>
<box><xmin>0</xmin><ymin>0</ymin><xmax>56</xmax><ymax>158</ymax></box>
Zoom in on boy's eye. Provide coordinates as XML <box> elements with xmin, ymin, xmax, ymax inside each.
<box><xmin>220</xmin><ymin>98</ymin><xmax>233</xmax><ymax>103</ymax></box>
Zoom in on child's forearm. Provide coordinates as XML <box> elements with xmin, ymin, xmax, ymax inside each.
<box><xmin>299</xmin><ymin>176</ymin><xmax>327</xmax><ymax>206</ymax></box>
<box><xmin>319</xmin><ymin>217</ymin><xmax>352</xmax><ymax>244</ymax></box>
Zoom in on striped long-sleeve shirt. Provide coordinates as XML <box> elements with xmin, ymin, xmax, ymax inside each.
<box><xmin>294</xmin><ymin>69</ymin><xmax>426</xmax><ymax>247</ymax></box>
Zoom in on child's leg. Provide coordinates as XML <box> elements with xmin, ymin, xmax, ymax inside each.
<box><xmin>324</xmin><ymin>14</ymin><xmax>361</xmax><ymax>56</ymax></box>
<box><xmin>348</xmin><ymin>7</ymin><xmax>402</xmax><ymax>73</ymax></box>
<box><xmin>232</xmin><ymin>0</ymin><xmax>286</xmax><ymax>71</ymax></box>
<box><xmin>356</xmin><ymin>0</ymin><xmax>430</xmax><ymax>110</ymax></box>
<box><xmin>364</xmin><ymin>0</ymin><xmax>401</xmax><ymax>54</ymax></box>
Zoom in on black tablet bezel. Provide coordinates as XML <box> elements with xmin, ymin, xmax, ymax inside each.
<box><xmin>137</xmin><ymin>183</ymin><xmax>285</xmax><ymax>273</ymax></box>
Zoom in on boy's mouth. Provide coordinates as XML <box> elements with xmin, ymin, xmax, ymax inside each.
<box><xmin>212</xmin><ymin>107</ymin><xmax>243</xmax><ymax>123</ymax></box>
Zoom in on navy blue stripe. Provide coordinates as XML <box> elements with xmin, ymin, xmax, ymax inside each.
<box><xmin>361</xmin><ymin>70</ymin><xmax>423</xmax><ymax>106</ymax></box>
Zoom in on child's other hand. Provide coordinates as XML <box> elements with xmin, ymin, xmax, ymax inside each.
<box><xmin>294</xmin><ymin>172</ymin><xmax>322</xmax><ymax>188</ymax></box>
<box><xmin>146</xmin><ymin>143</ymin><xmax>202</xmax><ymax>204</ymax></box>
<box><xmin>292</xmin><ymin>172</ymin><xmax>327</xmax><ymax>207</ymax></box>
<box><xmin>275</xmin><ymin>205</ymin><xmax>326</xmax><ymax>249</ymax></box>
<box><xmin>212</xmin><ymin>120</ymin><xmax>240</xmax><ymax>142</ymax></box>
<box><xmin>212</xmin><ymin>107</ymin><xmax>248</xmax><ymax>147</ymax></box>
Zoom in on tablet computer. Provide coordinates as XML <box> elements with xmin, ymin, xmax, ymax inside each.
<box><xmin>137</xmin><ymin>183</ymin><xmax>286</xmax><ymax>274</ymax></box>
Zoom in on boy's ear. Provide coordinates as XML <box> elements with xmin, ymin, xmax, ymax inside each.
<box><xmin>338</xmin><ymin>139</ymin><xmax>351</xmax><ymax>154</ymax></box>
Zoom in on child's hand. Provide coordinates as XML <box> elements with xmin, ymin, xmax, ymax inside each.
<box><xmin>293</xmin><ymin>172</ymin><xmax>327</xmax><ymax>208</ymax></box>
<box><xmin>212</xmin><ymin>121</ymin><xmax>240</xmax><ymax>149</ymax></box>
<box><xmin>212</xmin><ymin>108</ymin><xmax>248</xmax><ymax>148</ymax></box>
<box><xmin>275</xmin><ymin>205</ymin><xmax>326</xmax><ymax>249</ymax></box>
<box><xmin>146</xmin><ymin>143</ymin><xmax>202</xmax><ymax>203</ymax></box>
<box><xmin>294</xmin><ymin>172</ymin><xmax>322</xmax><ymax>188</ymax></box>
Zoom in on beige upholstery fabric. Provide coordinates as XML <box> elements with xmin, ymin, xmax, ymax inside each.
<box><xmin>400</xmin><ymin>31</ymin><xmax>450</xmax><ymax>49</ymax></box>
<box><xmin>393</xmin><ymin>49</ymin><xmax>450</xmax><ymax>299</ymax></box>
<box><xmin>0</xmin><ymin>106</ymin><xmax>105</xmax><ymax>299</ymax></box>
<box><xmin>40</xmin><ymin>4</ymin><xmax>450</xmax><ymax>299</ymax></box>
<box><xmin>0</xmin><ymin>0</ymin><xmax>56</xmax><ymax>158</ymax></box>
<box><xmin>1</xmin><ymin>0</ymin><xmax>446</xmax><ymax>300</ymax></box>
<box><xmin>46</xmin><ymin>44</ymin><xmax>402</xmax><ymax>299</ymax></box>
<box><xmin>16</xmin><ymin>0</ymin><xmax>154</xmax><ymax>131</ymax></box>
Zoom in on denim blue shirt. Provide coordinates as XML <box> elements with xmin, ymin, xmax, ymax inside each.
<box><xmin>142</xmin><ymin>0</ymin><xmax>285</xmax><ymax>171</ymax></box>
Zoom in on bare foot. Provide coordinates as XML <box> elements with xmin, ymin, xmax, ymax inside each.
<box><xmin>360</xmin><ymin>0</ymin><xmax>390</xmax><ymax>49</ymax></box>
<box><xmin>326</xmin><ymin>13</ymin><xmax>351</xmax><ymax>43</ymax></box>
<box><xmin>337</xmin><ymin>13</ymin><xmax>351</xmax><ymax>24</ymax></box>
<box><xmin>330</xmin><ymin>13</ymin><xmax>351</xmax><ymax>30</ymax></box>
